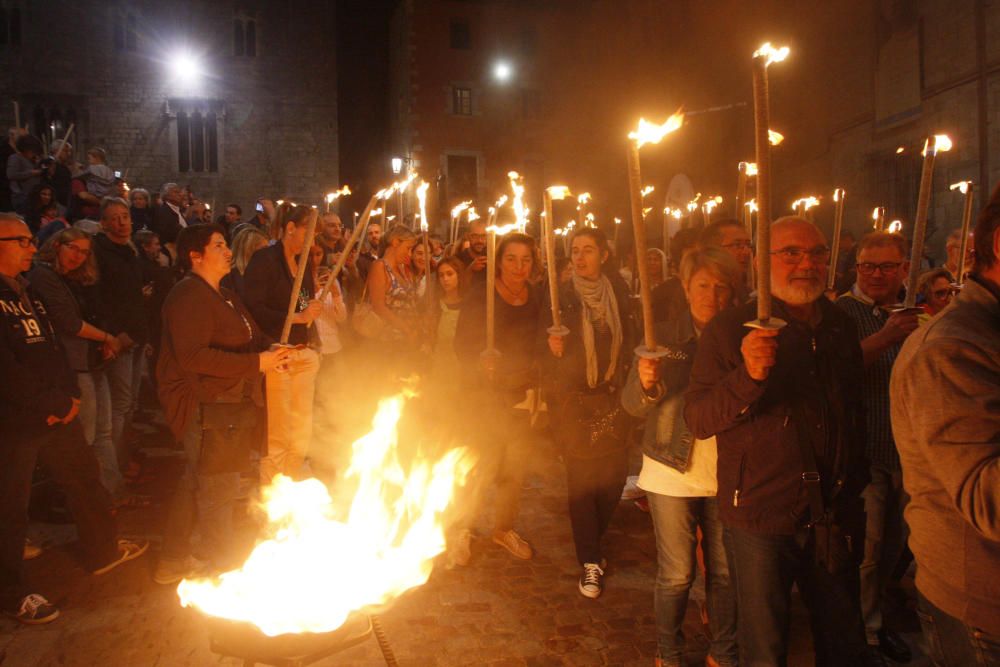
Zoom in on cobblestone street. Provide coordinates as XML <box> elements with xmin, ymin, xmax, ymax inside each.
<box><xmin>0</xmin><ymin>412</ymin><xmax>925</xmax><ymax>667</ymax></box>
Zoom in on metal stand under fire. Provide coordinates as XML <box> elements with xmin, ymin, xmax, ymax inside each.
<box><xmin>207</xmin><ymin>613</ymin><xmax>399</xmax><ymax>667</ymax></box>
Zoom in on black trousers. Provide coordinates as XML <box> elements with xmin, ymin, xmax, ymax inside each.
<box><xmin>0</xmin><ymin>421</ymin><xmax>118</xmax><ymax>610</ymax></box>
<box><xmin>565</xmin><ymin>448</ymin><xmax>628</xmax><ymax>565</ymax></box>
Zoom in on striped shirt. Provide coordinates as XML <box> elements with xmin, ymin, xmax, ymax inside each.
<box><xmin>836</xmin><ymin>287</ymin><xmax>901</xmax><ymax>471</ymax></box>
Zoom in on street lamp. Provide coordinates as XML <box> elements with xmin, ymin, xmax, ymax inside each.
<box><xmin>167</xmin><ymin>50</ymin><xmax>204</xmax><ymax>93</ymax></box>
<box><xmin>493</xmin><ymin>60</ymin><xmax>512</xmax><ymax>82</ymax></box>
<box><xmin>391</xmin><ymin>157</ymin><xmax>403</xmax><ymax>175</ymax></box>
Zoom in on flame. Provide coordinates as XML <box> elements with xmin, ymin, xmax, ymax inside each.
<box><xmin>703</xmin><ymin>197</ymin><xmax>721</xmax><ymax>215</ymax></box>
<box><xmin>577</xmin><ymin>192</ymin><xmax>591</xmax><ymax>205</ymax></box>
<box><xmin>950</xmin><ymin>180</ymin><xmax>971</xmax><ymax>194</ymax></box>
<box><xmin>791</xmin><ymin>196</ymin><xmax>819</xmax><ymax>212</ymax></box>
<box><xmin>768</xmin><ymin>130</ymin><xmax>784</xmax><ymax>146</ymax></box>
<box><xmin>640</xmin><ymin>185</ymin><xmax>655</xmax><ymax>198</ymax></box>
<box><xmin>614</xmin><ymin>217</ymin><xmax>622</xmax><ymax>225</ymax></box>
<box><xmin>416</xmin><ymin>182</ymin><xmax>429</xmax><ymax>231</ymax></box>
<box><xmin>754</xmin><ymin>42</ymin><xmax>790</xmax><ymax>67</ymax></box>
<box><xmin>888</xmin><ymin>220</ymin><xmax>903</xmax><ymax>233</ymax></box>
<box><xmin>833</xmin><ymin>188</ymin><xmax>844</xmax><ymax>202</ymax></box>
<box><xmin>871</xmin><ymin>207</ymin><xmax>880</xmax><ymax>221</ymax></box>
<box><xmin>628</xmin><ymin>110</ymin><xmax>686</xmax><ymax>149</ymax></box>
<box><xmin>547</xmin><ymin>185</ymin><xmax>571</xmax><ymax>200</ymax></box>
<box><xmin>385</xmin><ymin>215</ymin><xmax>396</xmax><ymax>222</ymax></box>
<box><xmin>325</xmin><ymin>186</ymin><xmax>351</xmax><ymax>204</ymax></box>
<box><xmin>467</xmin><ymin>207</ymin><xmax>480</xmax><ymax>222</ymax></box>
<box><xmin>178</xmin><ymin>394</ymin><xmax>475</xmax><ymax>637</ymax></box>
<box><xmin>923</xmin><ymin>134</ymin><xmax>953</xmax><ymax>156</ymax></box>
<box><xmin>450</xmin><ymin>201</ymin><xmax>471</xmax><ymax>219</ymax></box>
<box><xmin>739</xmin><ymin>161</ymin><xmax>759</xmax><ymax>176</ymax></box>
<box><xmin>745</xmin><ymin>199</ymin><xmax>758</xmax><ymax>213</ymax></box>
<box><xmin>585</xmin><ymin>212</ymin><xmax>595</xmax><ymax>227</ymax></box>
<box><xmin>896</xmin><ymin>146</ymin><xmax>906</xmax><ymax>155</ymax></box>
<box><xmin>642</xmin><ymin>207</ymin><xmax>653</xmax><ymax>217</ymax></box>
<box><xmin>671</xmin><ymin>208</ymin><xmax>682</xmax><ymax>220</ymax></box>
<box><xmin>507</xmin><ymin>171</ymin><xmax>527</xmax><ymax>231</ymax></box>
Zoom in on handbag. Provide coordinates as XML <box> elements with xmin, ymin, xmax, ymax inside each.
<box><xmin>791</xmin><ymin>411</ymin><xmax>856</xmax><ymax>575</ymax></box>
<box><xmin>553</xmin><ymin>386</ymin><xmax>628</xmax><ymax>460</ymax></box>
<box><xmin>351</xmin><ymin>284</ymin><xmax>388</xmax><ymax>340</ymax></box>
<box><xmin>199</xmin><ymin>400</ymin><xmax>258</xmax><ymax>474</ymax></box>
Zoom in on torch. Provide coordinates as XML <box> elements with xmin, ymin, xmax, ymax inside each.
<box><xmin>827</xmin><ymin>188</ymin><xmax>846</xmax><ymax>291</ymax></box>
<box><xmin>315</xmin><ymin>190</ymin><xmax>383</xmax><ymax>302</ymax></box>
<box><xmin>508</xmin><ymin>171</ymin><xmax>527</xmax><ymax>234</ymax></box>
<box><xmin>872</xmin><ymin>206</ymin><xmax>886</xmax><ymax>232</ymax></box>
<box><xmin>949</xmin><ymin>180</ymin><xmax>975</xmax><ymax>286</ymax></box>
<box><xmin>627</xmin><ymin>111</ymin><xmax>684</xmax><ymax>357</ymax></box>
<box><xmin>325</xmin><ymin>185</ymin><xmax>351</xmax><ymax>213</ymax></box>
<box><xmin>702</xmin><ymin>196</ymin><xmax>722</xmax><ymax>225</ymax></box>
<box><xmin>449</xmin><ymin>201</ymin><xmax>470</xmax><ymax>247</ymax></box>
<box><xmin>744</xmin><ymin>199</ymin><xmax>758</xmax><ymax>289</ymax></box>
<box><xmin>900</xmin><ymin>134</ymin><xmax>952</xmax><ymax>308</ymax></box>
<box><xmin>544</xmin><ymin>186</ymin><xmax>572</xmax><ymax>338</ymax></box>
<box><xmin>747</xmin><ymin>42</ymin><xmax>789</xmax><ymax>330</ymax></box>
<box><xmin>736</xmin><ymin>162</ymin><xmax>755</xmax><ymax>228</ymax></box>
<box><xmin>279</xmin><ymin>208</ymin><xmax>320</xmax><ymax>344</ymax></box>
<box><xmin>416</xmin><ymin>181</ymin><xmax>432</xmax><ymax>303</ymax></box>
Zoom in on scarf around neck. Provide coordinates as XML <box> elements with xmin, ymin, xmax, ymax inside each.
<box><xmin>571</xmin><ymin>272</ymin><xmax>623</xmax><ymax>388</ymax></box>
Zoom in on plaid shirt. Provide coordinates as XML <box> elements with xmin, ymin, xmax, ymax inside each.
<box><xmin>836</xmin><ymin>286</ymin><xmax>901</xmax><ymax>471</ymax></box>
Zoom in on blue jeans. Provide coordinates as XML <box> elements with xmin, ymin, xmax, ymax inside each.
<box><xmin>724</xmin><ymin>525</ymin><xmax>868</xmax><ymax>667</ymax></box>
<box><xmin>860</xmin><ymin>465</ymin><xmax>909</xmax><ymax>642</ymax></box>
<box><xmin>647</xmin><ymin>493</ymin><xmax>737</xmax><ymax>667</ymax></box>
<box><xmin>77</xmin><ymin>369</ymin><xmax>121</xmax><ymax>497</ymax></box>
<box><xmin>918</xmin><ymin>592</ymin><xmax>1000</xmax><ymax>666</ymax></box>
<box><xmin>160</xmin><ymin>407</ymin><xmax>240</xmax><ymax>567</ymax></box>
<box><xmin>106</xmin><ymin>346</ymin><xmax>143</xmax><ymax>463</ymax></box>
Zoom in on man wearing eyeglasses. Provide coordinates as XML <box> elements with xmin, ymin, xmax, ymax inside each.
<box><xmin>457</xmin><ymin>218</ymin><xmax>489</xmax><ymax>284</ymax></box>
<box><xmin>0</xmin><ymin>214</ymin><xmax>147</xmax><ymax>624</ymax></box>
<box><xmin>835</xmin><ymin>231</ymin><xmax>917</xmax><ymax>664</ymax></box>
<box><xmin>891</xmin><ymin>187</ymin><xmax>1000</xmax><ymax>667</ymax></box>
<box><xmin>685</xmin><ymin>217</ymin><xmax>873</xmax><ymax>666</ymax></box>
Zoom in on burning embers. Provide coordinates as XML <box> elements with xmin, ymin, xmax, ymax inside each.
<box><xmin>178</xmin><ymin>393</ymin><xmax>475</xmax><ymax>637</ymax></box>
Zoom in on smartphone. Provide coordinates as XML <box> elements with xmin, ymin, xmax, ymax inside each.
<box><xmin>256</xmin><ymin>202</ymin><xmax>264</xmax><ymax>213</ymax></box>
<box><xmin>114</xmin><ymin>170</ymin><xmax>122</xmax><ymax>178</ymax></box>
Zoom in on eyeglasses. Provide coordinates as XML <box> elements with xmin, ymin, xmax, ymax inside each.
<box><xmin>931</xmin><ymin>288</ymin><xmax>954</xmax><ymax>299</ymax></box>
<box><xmin>0</xmin><ymin>236</ymin><xmax>36</xmax><ymax>248</ymax></box>
<box><xmin>770</xmin><ymin>245</ymin><xmax>831</xmax><ymax>265</ymax></box>
<box><xmin>722</xmin><ymin>240</ymin><xmax>754</xmax><ymax>250</ymax></box>
<box><xmin>856</xmin><ymin>261</ymin><xmax>903</xmax><ymax>275</ymax></box>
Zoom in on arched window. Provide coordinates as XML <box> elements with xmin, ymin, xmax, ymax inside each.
<box><xmin>233</xmin><ymin>16</ymin><xmax>257</xmax><ymax>57</ymax></box>
<box><xmin>176</xmin><ymin>112</ymin><xmax>191</xmax><ymax>172</ymax></box>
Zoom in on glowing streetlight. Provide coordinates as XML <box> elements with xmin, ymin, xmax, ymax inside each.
<box><xmin>168</xmin><ymin>51</ymin><xmax>203</xmax><ymax>89</ymax></box>
<box><xmin>493</xmin><ymin>61</ymin><xmax>512</xmax><ymax>82</ymax></box>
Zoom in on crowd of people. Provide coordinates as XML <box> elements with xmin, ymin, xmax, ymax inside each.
<box><xmin>1</xmin><ymin>129</ymin><xmax>998</xmax><ymax>667</ymax></box>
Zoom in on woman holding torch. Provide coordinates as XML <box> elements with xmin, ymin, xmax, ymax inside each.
<box><xmin>453</xmin><ymin>232</ymin><xmax>542</xmax><ymax>564</ymax></box>
<box><xmin>544</xmin><ymin>227</ymin><xmax>634</xmax><ymax>599</ymax></box>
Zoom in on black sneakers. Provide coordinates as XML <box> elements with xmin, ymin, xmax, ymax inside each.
<box><xmin>578</xmin><ymin>562</ymin><xmax>605</xmax><ymax>599</ymax></box>
<box><xmin>7</xmin><ymin>594</ymin><xmax>59</xmax><ymax>625</ymax></box>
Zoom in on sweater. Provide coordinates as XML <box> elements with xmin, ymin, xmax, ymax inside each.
<box><xmin>156</xmin><ymin>274</ymin><xmax>268</xmax><ymax>439</ymax></box>
<box><xmin>890</xmin><ymin>276</ymin><xmax>1000</xmax><ymax>635</ymax></box>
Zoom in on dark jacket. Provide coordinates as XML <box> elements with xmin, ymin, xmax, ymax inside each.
<box><xmin>684</xmin><ymin>297</ymin><xmax>868</xmax><ymax>534</ymax></box>
<box><xmin>27</xmin><ymin>262</ymin><xmax>104</xmax><ymax>372</ymax></box>
<box><xmin>92</xmin><ymin>232</ymin><xmax>148</xmax><ymax>345</ymax></box>
<box><xmin>0</xmin><ymin>274</ymin><xmax>80</xmax><ymax>430</ymax></box>
<box><xmin>622</xmin><ymin>309</ymin><xmax>699</xmax><ymax>471</ymax></box>
<box><xmin>150</xmin><ymin>203</ymin><xmax>185</xmax><ymax>245</ymax></box>
<box><xmin>242</xmin><ymin>240</ymin><xmax>316</xmax><ymax>346</ymax></box>
<box><xmin>139</xmin><ymin>254</ymin><xmax>175</xmax><ymax>351</ymax></box>
<box><xmin>156</xmin><ymin>274</ymin><xmax>268</xmax><ymax>439</ymax></box>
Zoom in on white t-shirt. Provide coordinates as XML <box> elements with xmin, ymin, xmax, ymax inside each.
<box><xmin>637</xmin><ymin>436</ymin><xmax>718</xmax><ymax>497</ymax></box>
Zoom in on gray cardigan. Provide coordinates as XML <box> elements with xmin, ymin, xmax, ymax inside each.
<box><xmin>890</xmin><ymin>276</ymin><xmax>1000</xmax><ymax>634</ymax></box>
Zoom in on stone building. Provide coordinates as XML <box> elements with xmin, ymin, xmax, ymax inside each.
<box><xmin>0</xmin><ymin>0</ymin><xmax>339</xmax><ymax>214</ymax></box>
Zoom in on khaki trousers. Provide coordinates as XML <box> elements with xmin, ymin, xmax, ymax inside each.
<box><xmin>261</xmin><ymin>347</ymin><xmax>320</xmax><ymax>486</ymax></box>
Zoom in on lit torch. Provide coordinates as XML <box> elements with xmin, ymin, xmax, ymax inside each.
<box><xmin>827</xmin><ymin>188</ymin><xmax>846</xmax><ymax>291</ymax></box>
<box><xmin>627</xmin><ymin>110</ymin><xmax>685</xmax><ymax>357</ymax></box>
<box><xmin>949</xmin><ymin>180</ymin><xmax>975</xmax><ymax>286</ymax></box>
<box><xmin>325</xmin><ymin>185</ymin><xmax>351</xmax><ymax>212</ymax></box>
<box><xmin>902</xmin><ymin>134</ymin><xmax>953</xmax><ymax>308</ymax></box>
<box><xmin>449</xmin><ymin>201</ymin><xmax>471</xmax><ymax>247</ymax></box>
<box><xmin>417</xmin><ymin>181</ymin><xmax>431</xmax><ymax>300</ymax></box>
<box><xmin>749</xmin><ymin>41</ymin><xmax>790</xmax><ymax>329</ymax></box>
<box><xmin>872</xmin><ymin>206</ymin><xmax>886</xmax><ymax>232</ymax></box>
<box><xmin>508</xmin><ymin>171</ymin><xmax>527</xmax><ymax>234</ymax></box>
<box><xmin>316</xmin><ymin>189</ymin><xmax>384</xmax><ymax>301</ymax></box>
<box><xmin>543</xmin><ymin>186</ymin><xmax>572</xmax><ymax>338</ymax></box>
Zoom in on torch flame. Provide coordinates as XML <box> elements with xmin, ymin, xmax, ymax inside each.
<box><xmin>642</xmin><ymin>207</ymin><xmax>653</xmax><ymax>218</ymax></box>
<box><xmin>896</xmin><ymin>146</ymin><xmax>906</xmax><ymax>155</ymax></box>
<box><xmin>740</xmin><ymin>161</ymin><xmax>759</xmax><ymax>176</ymax></box>
<box><xmin>628</xmin><ymin>110</ymin><xmax>685</xmax><ymax>149</ymax></box>
<box><xmin>950</xmin><ymin>180</ymin><xmax>971</xmax><ymax>194</ymax></box>
<box><xmin>833</xmin><ymin>188</ymin><xmax>844</xmax><ymax>202</ymax></box>
<box><xmin>745</xmin><ymin>199</ymin><xmax>758</xmax><ymax>213</ymax></box>
<box><xmin>467</xmin><ymin>207</ymin><xmax>480</xmax><ymax>222</ymax></box>
<box><xmin>325</xmin><ymin>186</ymin><xmax>352</xmax><ymax>204</ymax></box>
<box><xmin>888</xmin><ymin>220</ymin><xmax>903</xmax><ymax>234</ymax></box>
<box><xmin>450</xmin><ymin>201</ymin><xmax>471</xmax><ymax>219</ymax></box>
<box><xmin>923</xmin><ymin>134</ymin><xmax>953</xmax><ymax>156</ymax></box>
<box><xmin>754</xmin><ymin>42</ymin><xmax>790</xmax><ymax>67</ymax></box>
<box><xmin>416</xmin><ymin>182</ymin><xmax>429</xmax><ymax>231</ymax></box>
<box><xmin>178</xmin><ymin>394</ymin><xmax>475</xmax><ymax>637</ymax></box>
<box><xmin>768</xmin><ymin>130</ymin><xmax>784</xmax><ymax>146</ymax></box>
<box><xmin>577</xmin><ymin>192</ymin><xmax>591</xmax><ymax>205</ymax></box>
<box><xmin>640</xmin><ymin>185</ymin><xmax>655</xmax><ymax>198</ymax></box>
<box><xmin>547</xmin><ymin>185</ymin><xmax>572</xmax><ymax>200</ymax></box>
<box><xmin>507</xmin><ymin>172</ymin><xmax>527</xmax><ymax>232</ymax></box>
<box><xmin>871</xmin><ymin>207</ymin><xmax>880</xmax><ymax>221</ymax></box>
<box><xmin>671</xmin><ymin>208</ymin><xmax>682</xmax><ymax>220</ymax></box>
<box><xmin>614</xmin><ymin>217</ymin><xmax>622</xmax><ymax>225</ymax></box>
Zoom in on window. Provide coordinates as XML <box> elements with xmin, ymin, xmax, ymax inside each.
<box><xmin>234</xmin><ymin>17</ymin><xmax>257</xmax><ymax>57</ymax></box>
<box><xmin>452</xmin><ymin>87</ymin><xmax>472</xmax><ymax>116</ymax></box>
<box><xmin>0</xmin><ymin>5</ymin><xmax>22</xmax><ymax>48</ymax></box>
<box><xmin>175</xmin><ymin>108</ymin><xmax>220</xmax><ymax>173</ymax></box>
<box><xmin>450</xmin><ymin>20</ymin><xmax>470</xmax><ymax>49</ymax></box>
<box><xmin>113</xmin><ymin>11</ymin><xmax>138</xmax><ymax>52</ymax></box>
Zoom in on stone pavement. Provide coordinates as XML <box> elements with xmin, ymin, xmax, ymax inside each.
<box><xmin>0</xmin><ymin>410</ymin><xmax>928</xmax><ymax>667</ymax></box>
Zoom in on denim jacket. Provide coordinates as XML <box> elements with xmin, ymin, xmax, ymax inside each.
<box><xmin>621</xmin><ymin>308</ymin><xmax>698</xmax><ymax>472</ymax></box>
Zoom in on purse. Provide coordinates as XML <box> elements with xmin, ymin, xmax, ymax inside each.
<box><xmin>554</xmin><ymin>386</ymin><xmax>628</xmax><ymax>460</ymax></box>
<box><xmin>351</xmin><ymin>285</ymin><xmax>388</xmax><ymax>340</ymax></box>
<box><xmin>199</xmin><ymin>401</ymin><xmax>258</xmax><ymax>474</ymax></box>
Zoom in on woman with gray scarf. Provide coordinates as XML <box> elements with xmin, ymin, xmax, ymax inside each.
<box><xmin>544</xmin><ymin>227</ymin><xmax>634</xmax><ymax>599</ymax></box>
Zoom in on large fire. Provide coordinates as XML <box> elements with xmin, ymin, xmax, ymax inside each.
<box><xmin>178</xmin><ymin>394</ymin><xmax>475</xmax><ymax>637</ymax></box>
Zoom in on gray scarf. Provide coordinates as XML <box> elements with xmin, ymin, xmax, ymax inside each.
<box><xmin>572</xmin><ymin>273</ymin><xmax>622</xmax><ymax>388</ymax></box>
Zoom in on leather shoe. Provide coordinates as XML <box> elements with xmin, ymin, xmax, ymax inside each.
<box><xmin>877</xmin><ymin>628</ymin><xmax>912</xmax><ymax>663</ymax></box>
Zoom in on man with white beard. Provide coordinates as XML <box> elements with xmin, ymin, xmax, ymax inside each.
<box><xmin>684</xmin><ymin>218</ymin><xmax>876</xmax><ymax>666</ymax></box>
